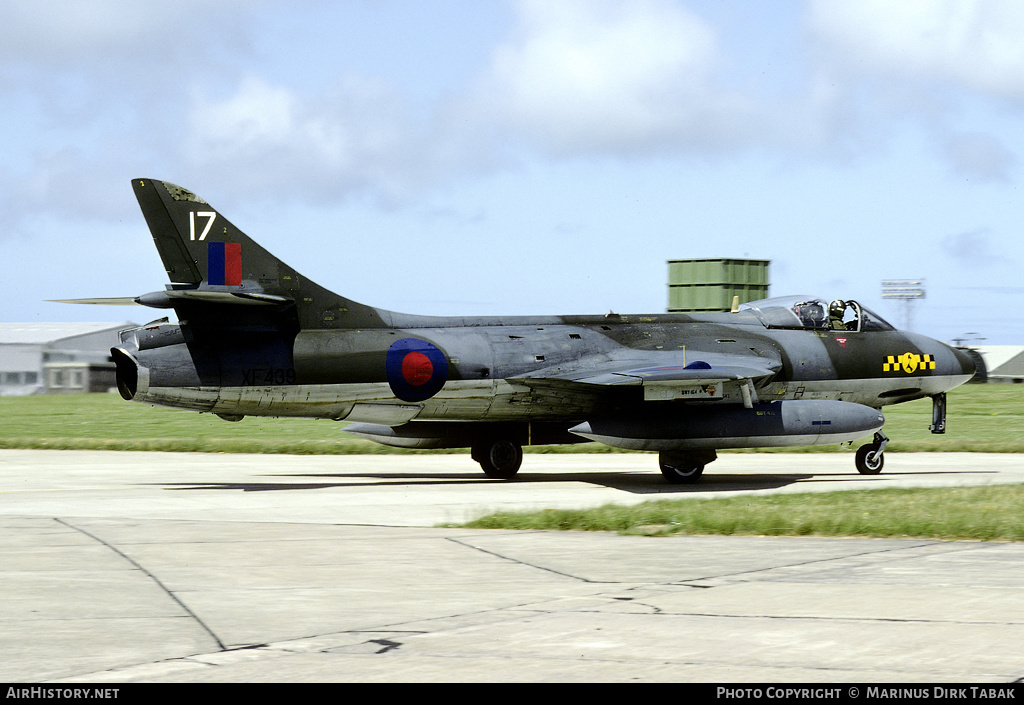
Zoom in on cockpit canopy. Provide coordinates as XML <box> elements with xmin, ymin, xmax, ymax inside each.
<box><xmin>740</xmin><ymin>296</ymin><xmax>895</xmax><ymax>332</ymax></box>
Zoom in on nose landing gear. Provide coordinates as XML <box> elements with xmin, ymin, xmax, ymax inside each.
<box><xmin>856</xmin><ymin>394</ymin><xmax>945</xmax><ymax>475</ymax></box>
<box><xmin>855</xmin><ymin>431</ymin><xmax>889</xmax><ymax>475</ymax></box>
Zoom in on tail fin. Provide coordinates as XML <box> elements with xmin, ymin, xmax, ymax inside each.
<box><xmin>132</xmin><ymin>178</ymin><xmax>389</xmax><ymax>328</ymax></box>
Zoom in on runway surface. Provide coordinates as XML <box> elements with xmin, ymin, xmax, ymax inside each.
<box><xmin>2</xmin><ymin>450</ymin><xmax>1023</xmax><ymax>683</ymax></box>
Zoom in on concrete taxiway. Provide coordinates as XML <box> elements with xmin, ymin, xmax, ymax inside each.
<box><xmin>2</xmin><ymin>450</ymin><xmax>1023</xmax><ymax>683</ymax></box>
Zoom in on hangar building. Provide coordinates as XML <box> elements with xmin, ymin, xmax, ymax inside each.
<box><xmin>0</xmin><ymin>323</ymin><xmax>133</xmax><ymax>396</ymax></box>
<box><xmin>972</xmin><ymin>346</ymin><xmax>1024</xmax><ymax>384</ymax></box>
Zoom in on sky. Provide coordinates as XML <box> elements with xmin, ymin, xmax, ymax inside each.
<box><xmin>2</xmin><ymin>0</ymin><xmax>1022</xmax><ymax>345</ymax></box>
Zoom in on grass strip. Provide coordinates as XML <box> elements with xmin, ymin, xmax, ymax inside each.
<box><xmin>453</xmin><ymin>484</ymin><xmax>1024</xmax><ymax>541</ymax></box>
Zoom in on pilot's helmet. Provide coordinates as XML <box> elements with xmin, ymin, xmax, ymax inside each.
<box><xmin>829</xmin><ymin>300</ymin><xmax>846</xmax><ymax>318</ymax></box>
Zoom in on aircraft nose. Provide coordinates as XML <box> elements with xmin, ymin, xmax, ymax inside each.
<box><xmin>934</xmin><ymin>341</ymin><xmax>977</xmax><ymax>385</ymax></box>
<box><xmin>951</xmin><ymin>345</ymin><xmax>977</xmax><ymax>379</ymax></box>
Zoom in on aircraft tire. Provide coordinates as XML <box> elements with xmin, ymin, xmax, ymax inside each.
<box><xmin>659</xmin><ymin>459</ymin><xmax>705</xmax><ymax>484</ymax></box>
<box><xmin>855</xmin><ymin>444</ymin><xmax>884</xmax><ymax>475</ymax></box>
<box><xmin>473</xmin><ymin>440</ymin><xmax>523</xmax><ymax>480</ymax></box>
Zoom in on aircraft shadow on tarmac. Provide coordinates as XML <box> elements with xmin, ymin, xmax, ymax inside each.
<box><xmin>152</xmin><ymin>468</ymin><xmax>992</xmax><ymax>495</ymax></box>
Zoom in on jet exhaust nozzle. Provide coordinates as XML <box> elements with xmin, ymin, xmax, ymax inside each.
<box><xmin>111</xmin><ymin>348</ymin><xmax>140</xmax><ymax>401</ymax></box>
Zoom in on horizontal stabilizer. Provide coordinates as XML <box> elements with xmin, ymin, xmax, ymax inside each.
<box><xmin>53</xmin><ymin>290</ymin><xmax>294</xmax><ymax>309</ymax></box>
<box><xmin>50</xmin><ymin>297</ymin><xmax>139</xmax><ymax>306</ymax></box>
<box><xmin>143</xmin><ymin>290</ymin><xmax>293</xmax><ymax>307</ymax></box>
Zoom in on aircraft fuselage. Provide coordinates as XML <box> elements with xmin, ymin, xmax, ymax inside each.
<box><xmin>117</xmin><ymin>309</ymin><xmax>972</xmax><ymax>423</ymax></box>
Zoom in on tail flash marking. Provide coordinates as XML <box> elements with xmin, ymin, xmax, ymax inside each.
<box><xmin>208</xmin><ymin>242</ymin><xmax>242</xmax><ymax>286</ymax></box>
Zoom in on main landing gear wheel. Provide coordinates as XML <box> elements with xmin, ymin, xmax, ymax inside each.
<box><xmin>660</xmin><ymin>460</ymin><xmax>704</xmax><ymax>484</ymax></box>
<box><xmin>472</xmin><ymin>439</ymin><xmax>523</xmax><ymax>480</ymax></box>
<box><xmin>658</xmin><ymin>450</ymin><xmax>715</xmax><ymax>484</ymax></box>
<box><xmin>855</xmin><ymin>432</ymin><xmax>889</xmax><ymax>475</ymax></box>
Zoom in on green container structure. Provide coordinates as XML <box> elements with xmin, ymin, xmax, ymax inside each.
<box><xmin>667</xmin><ymin>259</ymin><xmax>770</xmax><ymax>312</ymax></box>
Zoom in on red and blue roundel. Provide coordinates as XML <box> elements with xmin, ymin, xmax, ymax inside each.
<box><xmin>386</xmin><ymin>338</ymin><xmax>448</xmax><ymax>402</ymax></box>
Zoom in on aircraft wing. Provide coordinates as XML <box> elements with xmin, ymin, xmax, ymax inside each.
<box><xmin>511</xmin><ymin>351</ymin><xmax>781</xmax><ymax>405</ymax></box>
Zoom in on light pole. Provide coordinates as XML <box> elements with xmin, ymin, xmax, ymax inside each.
<box><xmin>881</xmin><ymin>280</ymin><xmax>925</xmax><ymax>332</ymax></box>
<box><xmin>950</xmin><ymin>332</ymin><xmax>986</xmax><ymax>347</ymax></box>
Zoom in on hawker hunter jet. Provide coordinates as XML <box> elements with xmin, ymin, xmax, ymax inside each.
<box><xmin>62</xmin><ymin>179</ymin><xmax>976</xmax><ymax>483</ymax></box>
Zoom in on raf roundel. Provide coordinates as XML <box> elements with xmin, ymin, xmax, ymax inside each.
<box><xmin>386</xmin><ymin>338</ymin><xmax>449</xmax><ymax>402</ymax></box>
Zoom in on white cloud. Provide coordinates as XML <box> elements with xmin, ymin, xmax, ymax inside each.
<box><xmin>797</xmin><ymin>0</ymin><xmax>1024</xmax><ymax>172</ymax></box>
<box><xmin>0</xmin><ymin>0</ymin><xmax>251</xmax><ymax>67</ymax></box>
<box><xmin>0</xmin><ymin>1</ymin><xmax>160</xmax><ymax>62</ymax></box>
<box><xmin>807</xmin><ymin>0</ymin><xmax>1024</xmax><ymax>100</ymax></box>
<box><xmin>188</xmin><ymin>78</ymin><xmax>308</xmax><ymax>160</ymax></box>
<box><xmin>184</xmin><ymin>74</ymin><xmax>450</xmax><ymax>203</ymax></box>
<box><xmin>466</xmin><ymin>0</ymin><xmax>753</xmax><ymax>155</ymax></box>
<box><xmin>7</xmin><ymin>0</ymin><xmax>1022</xmax><ymax>219</ymax></box>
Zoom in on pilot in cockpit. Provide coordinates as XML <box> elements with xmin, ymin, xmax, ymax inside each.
<box><xmin>829</xmin><ymin>299</ymin><xmax>859</xmax><ymax>331</ymax></box>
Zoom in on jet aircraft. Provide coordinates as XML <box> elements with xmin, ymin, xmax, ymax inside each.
<box><xmin>63</xmin><ymin>179</ymin><xmax>976</xmax><ymax>483</ymax></box>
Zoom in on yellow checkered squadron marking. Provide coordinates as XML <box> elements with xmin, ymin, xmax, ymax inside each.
<box><xmin>883</xmin><ymin>352</ymin><xmax>936</xmax><ymax>374</ymax></box>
